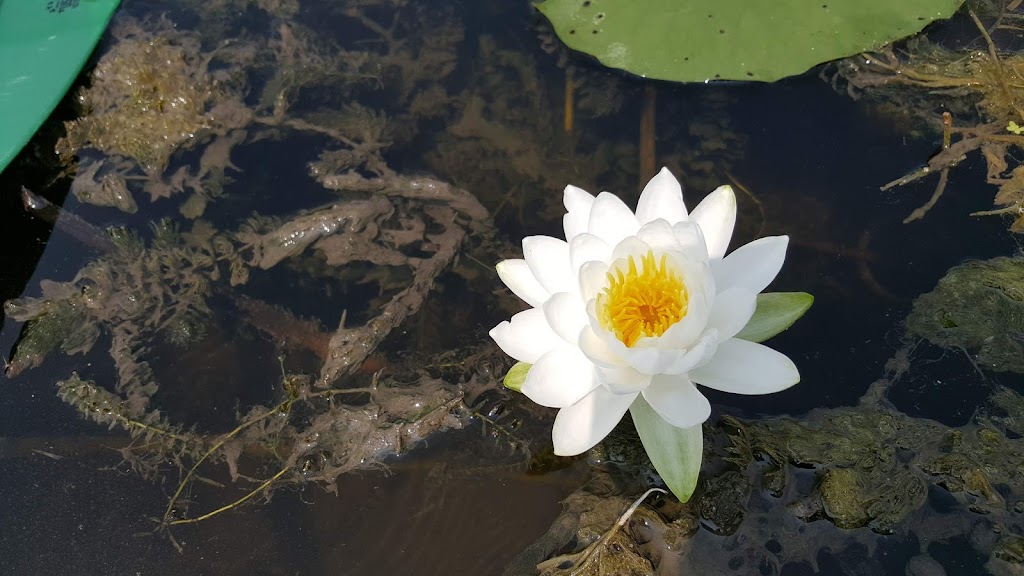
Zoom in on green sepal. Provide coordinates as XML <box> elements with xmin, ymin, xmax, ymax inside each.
<box><xmin>734</xmin><ymin>292</ymin><xmax>813</xmax><ymax>343</ymax></box>
<box><xmin>629</xmin><ymin>395</ymin><xmax>703</xmax><ymax>503</ymax></box>
<box><xmin>503</xmin><ymin>361</ymin><xmax>531</xmax><ymax>392</ymax></box>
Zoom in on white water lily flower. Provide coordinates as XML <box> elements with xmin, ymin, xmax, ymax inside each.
<box><xmin>489</xmin><ymin>168</ymin><xmax>799</xmax><ymax>456</ymax></box>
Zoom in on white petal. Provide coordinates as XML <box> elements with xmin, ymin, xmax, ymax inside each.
<box><xmin>676</xmin><ymin>330</ymin><xmax>720</xmax><ymax>371</ymax></box>
<box><xmin>588</xmin><ymin>192</ymin><xmax>640</xmax><ymax>246</ymax></box>
<box><xmin>565</xmin><ymin>184</ymin><xmax>596</xmax><ymax>212</ymax></box>
<box><xmin>696</xmin><ymin>259</ymin><xmax>716</xmax><ymax>307</ymax></box>
<box><xmin>600</xmin><ymin>365</ymin><xmax>651</xmax><ymax>394</ymax></box>
<box><xmin>620</xmin><ymin>331</ymin><xmax>717</xmax><ymax>376</ymax></box>
<box><xmin>587</xmin><ymin>308</ymin><xmax>633</xmax><ymax>359</ymax></box>
<box><xmin>523</xmin><ymin>236</ymin><xmax>573</xmax><ymax>294</ymax></box>
<box><xmin>569</xmin><ymin>233</ymin><xmax>612</xmax><ymax>276</ymax></box>
<box><xmin>689</xmin><ymin>338</ymin><xmax>799</xmax><ymax>395</ymax></box>
<box><xmin>579</xmin><ymin>260</ymin><xmax>610</xmax><ymax>301</ymax></box>
<box><xmin>496</xmin><ymin>259</ymin><xmax>550</xmax><ymax>308</ymax></box>
<box><xmin>552</xmin><ymin>387</ymin><xmax>637</xmax><ymax>456</ymax></box>
<box><xmin>621</xmin><ymin>346</ymin><xmax>684</xmax><ymax>375</ymax></box>
<box><xmin>651</xmin><ymin>297</ymin><xmax>707</xmax><ymax>350</ymax></box>
<box><xmin>488</xmin><ymin>308</ymin><xmax>563</xmax><ymax>364</ymax></box>
<box><xmin>543</xmin><ymin>292</ymin><xmax>589</xmax><ymax>343</ymax></box>
<box><xmin>579</xmin><ymin>325</ymin><xmax>625</xmax><ymax>368</ymax></box>
<box><xmin>690</xmin><ymin>185</ymin><xmax>736</xmax><ymax>260</ymax></box>
<box><xmin>611</xmin><ymin>236</ymin><xmax>652</xmax><ymax>262</ymax></box>
<box><xmin>522</xmin><ymin>346</ymin><xmax>602</xmax><ymax>408</ymax></box>
<box><xmin>672</xmin><ymin>220</ymin><xmax>709</xmax><ymax>262</ymax></box>
<box><xmin>635</xmin><ymin>167</ymin><xmax>687</xmax><ymax>225</ymax></box>
<box><xmin>711</xmin><ymin>236</ymin><xmax>789</xmax><ymax>295</ymax></box>
<box><xmin>563</xmin><ymin>184</ymin><xmax>596</xmax><ymax>241</ymax></box>
<box><xmin>636</xmin><ymin>219</ymin><xmax>683</xmax><ymax>253</ymax></box>
<box><xmin>641</xmin><ymin>375</ymin><xmax>711</xmax><ymax>428</ymax></box>
<box><xmin>705</xmin><ymin>286</ymin><xmax>757</xmax><ymax>341</ymax></box>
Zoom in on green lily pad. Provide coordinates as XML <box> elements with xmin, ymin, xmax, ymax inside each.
<box><xmin>535</xmin><ymin>0</ymin><xmax>964</xmax><ymax>82</ymax></box>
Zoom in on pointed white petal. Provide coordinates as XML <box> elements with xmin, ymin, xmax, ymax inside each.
<box><xmin>564</xmin><ymin>184</ymin><xmax>596</xmax><ymax>212</ymax></box>
<box><xmin>690</xmin><ymin>338</ymin><xmax>800</xmax><ymax>395</ymax></box>
<box><xmin>690</xmin><ymin>185</ymin><xmax>736</xmax><ymax>260</ymax></box>
<box><xmin>488</xmin><ymin>308</ymin><xmax>563</xmax><ymax>364</ymax></box>
<box><xmin>706</xmin><ymin>286</ymin><xmax>758</xmax><ymax>341</ymax></box>
<box><xmin>672</xmin><ymin>220</ymin><xmax>709</xmax><ymax>263</ymax></box>
<box><xmin>563</xmin><ymin>184</ymin><xmax>596</xmax><ymax>241</ymax></box>
<box><xmin>579</xmin><ymin>325</ymin><xmax>625</xmax><ymax>368</ymax></box>
<box><xmin>522</xmin><ymin>346</ymin><xmax>602</xmax><ymax>408</ymax></box>
<box><xmin>543</xmin><ymin>292</ymin><xmax>589</xmax><ymax>343</ymax></box>
<box><xmin>523</xmin><ymin>236</ymin><xmax>573</xmax><ymax>294</ymax></box>
<box><xmin>635</xmin><ymin>167</ymin><xmax>688</xmax><ymax>225</ymax></box>
<box><xmin>600</xmin><ymin>365</ymin><xmax>651</xmax><ymax>394</ymax></box>
<box><xmin>569</xmin><ymin>233</ymin><xmax>613</xmax><ymax>277</ymax></box>
<box><xmin>641</xmin><ymin>375</ymin><xmax>711</xmax><ymax>428</ymax></box>
<box><xmin>552</xmin><ymin>387</ymin><xmax>637</xmax><ymax>456</ymax></box>
<box><xmin>636</xmin><ymin>219</ymin><xmax>683</xmax><ymax>253</ymax></box>
<box><xmin>578</xmin><ymin>260</ymin><xmax>610</xmax><ymax>301</ymax></box>
<box><xmin>588</xmin><ymin>192</ymin><xmax>641</xmax><ymax>246</ymax></box>
<box><xmin>496</xmin><ymin>259</ymin><xmax>550</xmax><ymax>308</ymax></box>
<box><xmin>711</xmin><ymin>236</ymin><xmax>789</xmax><ymax>295</ymax></box>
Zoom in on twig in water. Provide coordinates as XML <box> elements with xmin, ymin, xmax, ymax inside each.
<box><xmin>904</xmin><ymin>167</ymin><xmax>951</xmax><ymax>223</ymax></box>
<box><xmin>568</xmin><ymin>487</ymin><xmax>667</xmax><ymax>570</ymax></box>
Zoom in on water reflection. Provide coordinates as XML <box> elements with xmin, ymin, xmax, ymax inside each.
<box><xmin>0</xmin><ymin>0</ymin><xmax>1022</xmax><ymax>574</ymax></box>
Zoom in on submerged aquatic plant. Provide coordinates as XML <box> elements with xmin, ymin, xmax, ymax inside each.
<box><xmin>828</xmin><ymin>10</ymin><xmax>1024</xmax><ymax>231</ymax></box>
<box><xmin>6</xmin><ymin>160</ymin><xmax>490</xmax><ymax>531</ymax></box>
<box><xmin>490</xmin><ymin>168</ymin><xmax>812</xmax><ymax>501</ymax></box>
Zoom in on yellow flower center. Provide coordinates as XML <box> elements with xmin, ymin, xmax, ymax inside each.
<box><xmin>597</xmin><ymin>250</ymin><xmax>688</xmax><ymax>348</ymax></box>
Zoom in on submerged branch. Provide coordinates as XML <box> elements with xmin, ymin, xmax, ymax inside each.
<box><xmin>903</xmin><ymin>167</ymin><xmax>951</xmax><ymax>223</ymax></box>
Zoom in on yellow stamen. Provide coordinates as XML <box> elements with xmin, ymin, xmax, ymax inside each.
<box><xmin>597</xmin><ymin>250</ymin><xmax>687</xmax><ymax>348</ymax></box>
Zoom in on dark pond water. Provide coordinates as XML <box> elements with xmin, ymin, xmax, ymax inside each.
<box><xmin>2</xmin><ymin>1</ymin><xmax>1023</xmax><ymax>575</ymax></box>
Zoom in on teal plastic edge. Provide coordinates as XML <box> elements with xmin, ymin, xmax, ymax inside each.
<box><xmin>0</xmin><ymin>0</ymin><xmax>120</xmax><ymax>175</ymax></box>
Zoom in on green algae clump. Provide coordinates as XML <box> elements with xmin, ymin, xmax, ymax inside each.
<box><xmin>906</xmin><ymin>256</ymin><xmax>1024</xmax><ymax>373</ymax></box>
<box><xmin>57</xmin><ymin>24</ymin><xmax>221</xmax><ymax>174</ymax></box>
<box><xmin>819</xmin><ymin>468</ymin><xmax>872</xmax><ymax>530</ymax></box>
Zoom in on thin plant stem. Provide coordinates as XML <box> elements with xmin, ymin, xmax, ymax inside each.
<box><xmin>570</xmin><ymin>488</ymin><xmax>667</xmax><ymax>571</ymax></box>
<box><xmin>969</xmin><ymin>9</ymin><xmax>1024</xmax><ymax>121</ymax></box>
<box><xmin>161</xmin><ymin>399</ymin><xmax>292</xmax><ymax>523</ymax></box>
<box><xmin>168</xmin><ymin>466</ymin><xmax>291</xmax><ymax>525</ymax></box>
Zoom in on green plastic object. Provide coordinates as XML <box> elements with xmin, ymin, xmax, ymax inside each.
<box><xmin>0</xmin><ymin>0</ymin><xmax>120</xmax><ymax>174</ymax></box>
<box><xmin>536</xmin><ymin>0</ymin><xmax>964</xmax><ymax>83</ymax></box>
